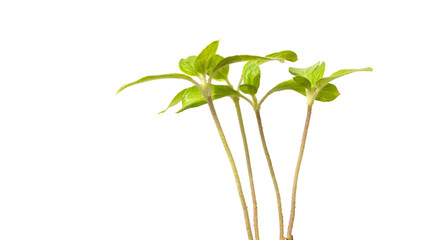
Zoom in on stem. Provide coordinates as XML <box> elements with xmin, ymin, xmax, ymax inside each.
<box><xmin>233</xmin><ymin>98</ymin><xmax>260</xmax><ymax>240</ymax></box>
<box><xmin>206</xmin><ymin>96</ymin><xmax>254</xmax><ymax>240</ymax></box>
<box><xmin>255</xmin><ymin>109</ymin><xmax>284</xmax><ymax>240</ymax></box>
<box><xmin>286</xmin><ymin>105</ymin><xmax>313</xmax><ymax>240</ymax></box>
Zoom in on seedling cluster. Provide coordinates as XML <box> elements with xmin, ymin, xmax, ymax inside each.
<box><xmin>117</xmin><ymin>40</ymin><xmax>372</xmax><ymax>240</ymax></box>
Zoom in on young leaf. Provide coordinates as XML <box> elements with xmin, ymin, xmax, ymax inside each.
<box><xmin>315</xmin><ymin>84</ymin><xmax>340</xmax><ymax>102</ymax></box>
<box><xmin>239</xmin><ymin>84</ymin><xmax>258</xmax><ymax>95</ymax></box>
<box><xmin>310</xmin><ymin>61</ymin><xmax>326</xmax><ymax>84</ymax></box>
<box><xmin>259</xmin><ymin>50</ymin><xmax>298</xmax><ymax>64</ymax></box>
<box><xmin>179</xmin><ymin>56</ymin><xmax>198</xmax><ymax>76</ymax></box>
<box><xmin>260</xmin><ymin>79</ymin><xmax>306</xmax><ymax>105</ymax></box>
<box><xmin>158</xmin><ymin>88</ymin><xmax>189</xmax><ymax>114</ymax></box>
<box><xmin>194</xmin><ymin>40</ymin><xmax>220</xmax><ymax>75</ymax></box>
<box><xmin>243</xmin><ymin>62</ymin><xmax>261</xmax><ymax>91</ymax></box>
<box><xmin>316</xmin><ymin>67</ymin><xmax>373</xmax><ymax>87</ymax></box>
<box><xmin>289</xmin><ymin>62</ymin><xmax>319</xmax><ymax>77</ymax></box>
<box><xmin>207</xmin><ymin>55</ymin><xmax>229</xmax><ymax>82</ymax></box>
<box><xmin>176</xmin><ymin>86</ymin><xmax>205</xmax><ymax>112</ymax></box>
<box><xmin>177</xmin><ymin>85</ymin><xmax>239</xmax><ymax>113</ymax></box>
<box><xmin>289</xmin><ymin>61</ymin><xmax>325</xmax><ymax>85</ymax></box>
<box><xmin>293</xmin><ymin>76</ymin><xmax>311</xmax><ymax>90</ymax></box>
<box><xmin>117</xmin><ymin>74</ymin><xmax>197</xmax><ymax>94</ymax></box>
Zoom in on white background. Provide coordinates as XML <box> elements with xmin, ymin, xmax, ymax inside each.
<box><xmin>1</xmin><ymin>0</ymin><xmax>426</xmax><ymax>240</ymax></box>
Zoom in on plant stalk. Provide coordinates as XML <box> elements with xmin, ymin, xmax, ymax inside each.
<box><xmin>233</xmin><ymin>97</ymin><xmax>260</xmax><ymax>240</ymax></box>
<box><xmin>286</xmin><ymin>105</ymin><xmax>313</xmax><ymax>240</ymax></box>
<box><xmin>255</xmin><ymin>109</ymin><xmax>284</xmax><ymax>240</ymax></box>
<box><xmin>206</xmin><ymin>96</ymin><xmax>254</xmax><ymax>240</ymax></box>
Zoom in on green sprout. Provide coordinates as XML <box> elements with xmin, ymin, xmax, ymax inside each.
<box><xmin>260</xmin><ymin>62</ymin><xmax>372</xmax><ymax>240</ymax></box>
<box><xmin>117</xmin><ymin>41</ymin><xmax>372</xmax><ymax>240</ymax></box>
<box><xmin>117</xmin><ymin>40</ymin><xmax>294</xmax><ymax>240</ymax></box>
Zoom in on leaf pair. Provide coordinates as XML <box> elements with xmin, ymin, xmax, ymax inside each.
<box><xmin>289</xmin><ymin>61</ymin><xmax>326</xmax><ymax>88</ymax></box>
<box><xmin>179</xmin><ymin>43</ymin><xmax>229</xmax><ymax>82</ymax></box>
<box><xmin>160</xmin><ymin>85</ymin><xmax>239</xmax><ymax>113</ymax></box>
<box><xmin>178</xmin><ymin>40</ymin><xmax>221</xmax><ymax>77</ymax></box>
<box><xmin>261</xmin><ymin>62</ymin><xmax>372</xmax><ymax>105</ymax></box>
<box><xmin>115</xmin><ymin>72</ymin><xmax>234</xmax><ymax>114</ymax></box>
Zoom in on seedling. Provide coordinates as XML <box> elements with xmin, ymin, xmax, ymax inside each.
<box><xmin>117</xmin><ymin>41</ymin><xmax>372</xmax><ymax>240</ymax></box>
<box><xmin>218</xmin><ymin>53</ymin><xmax>298</xmax><ymax>240</ymax></box>
<box><xmin>117</xmin><ymin>40</ymin><xmax>295</xmax><ymax>240</ymax></box>
<box><xmin>259</xmin><ymin>62</ymin><xmax>372</xmax><ymax>240</ymax></box>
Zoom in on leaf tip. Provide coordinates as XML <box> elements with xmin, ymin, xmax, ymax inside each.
<box><xmin>211</xmin><ymin>39</ymin><xmax>220</xmax><ymax>46</ymax></box>
<box><xmin>116</xmin><ymin>86</ymin><xmax>125</xmax><ymax>95</ymax></box>
<box><xmin>288</xmin><ymin>51</ymin><xmax>298</xmax><ymax>62</ymax></box>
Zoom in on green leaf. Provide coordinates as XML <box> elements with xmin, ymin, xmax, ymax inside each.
<box><xmin>179</xmin><ymin>56</ymin><xmax>198</xmax><ymax>76</ymax></box>
<box><xmin>262</xmin><ymin>79</ymin><xmax>340</xmax><ymax>104</ymax></box>
<box><xmin>211</xmin><ymin>55</ymin><xmax>285</xmax><ymax>78</ymax></box>
<box><xmin>207</xmin><ymin>55</ymin><xmax>229</xmax><ymax>81</ymax></box>
<box><xmin>158</xmin><ymin>88</ymin><xmax>189</xmax><ymax>114</ymax></box>
<box><xmin>194</xmin><ymin>40</ymin><xmax>220</xmax><ymax>75</ymax></box>
<box><xmin>263</xmin><ymin>79</ymin><xmax>306</xmax><ymax>100</ymax></box>
<box><xmin>311</xmin><ymin>61</ymin><xmax>326</xmax><ymax>84</ymax></box>
<box><xmin>178</xmin><ymin>86</ymin><xmax>205</xmax><ymax>112</ymax></box>
<box><xmin>293</xmin><ymin>76</ymin><xmax>311</xmax><ymax>90</ymax></box>
<box><xmin>289</xmin><ymin>61</ymin><xmax>325</xmax><ymax>85</ymax></box>
<box><xmin>117</xmin><ymin>74</ymin><xmax>197</xmax><ymax>94</ymax></box>
<box><xmin>239</xmin><ymin>84</ymin><xmax>258</xmax><ymax>95</ymax></box>
<box><xmin>259</xmin><ymin>50</ymin><xmax>298</xmax><ymax>64</ymax></box>
<box><xmin>177</xmin><ymin>85</ymin><xmax>239</xmax><ymax>113</ymax></box>
<box><xmin>289</xmin><ymin>62</ymin><xmax>319</xmax><ymax>77</ymax></box>
<box><xmin>243</xmin><ymin>62</ymin><xmax>261</xmax><ymax>91</ymax></box>
<box><xmin>315</xmin><ymin>84</ymin><xmax>340</xmax><ymax>102</ymax></box>
<box><xmin>316</xmin><ymin>67</ymin><xmax>373</xmax><ymax>87</ymax></box>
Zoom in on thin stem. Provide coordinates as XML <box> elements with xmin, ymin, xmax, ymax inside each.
<box><xmin>233</xmin><ymin>97</ymin><xmax>260</xmax><ymax>240</ymax></box>
<box><xmin>206</xmin><ymin>96</ymin><xmax>254</xmax><ymax>240</ymax></box>
<box><xmin>286</xmin><ymin>105</ymin><xmax>313</xmax><ymax>240</ymax></box>
<box><xmin>237</xmin><ymin>76</ymin><xmax>244</xmax><ymax>90</ymax></box>
<box><xmin>258</xmin><ymin>92</ymin><xmax>271</xmax><ymax>107</ymax></box>
<box><xmin>238</xmin><ymin>93</ymin><xmax>254</xmax><ymax>107</ymax></box>
<box><xmin>255</xmin><ymin>109</ymin><xmax>284</xmax><ymax>240</ymax></box>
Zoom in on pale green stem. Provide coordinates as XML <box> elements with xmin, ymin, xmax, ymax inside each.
<box><xmin>206</xmin><ymin>96</ymin><xmax>254</xmax><ymax>240</ymax></box>
<box><xmin>255</xmin><ymin>109</ymin><xmax>284</xmax><ymax>240</ymax></box>
<box><xmin>233</xmin><ymin>97</ymin><xmax>260</xmax><ymax>240</ymax></box>
<box><xmin>286</xmin><ymin>105</ymin><xmax>313</xmax><ymax>240</ymax></box>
